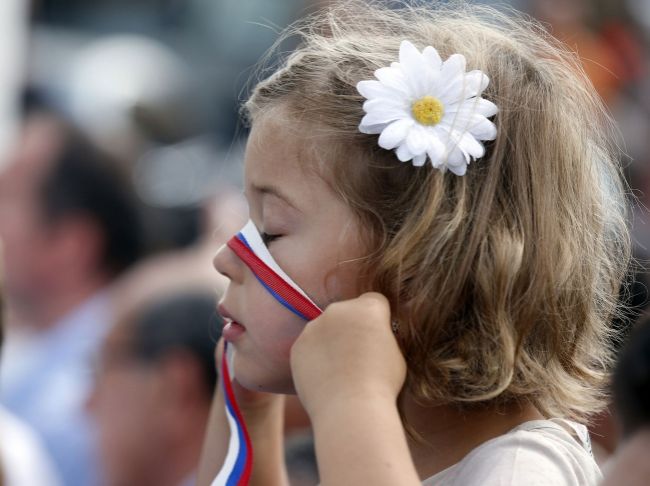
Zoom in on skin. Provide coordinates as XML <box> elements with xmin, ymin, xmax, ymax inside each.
<box><xmin>88</xmin><ymin>321</ymin><xmax>211</xmax><ymax>486</ymax></box>
<box><xmin>601</xmin><ymin>429</ymin><xmax>650</xmax><ymax>486</ymax></box>
<box><xmin>199</xmin><ymin>110</ymin><xmax>544</xmax><ymax>485</ymax></box>
<box><xmin>0</xmin><ymin>115</ymin><xmax>107</xmax><ymax>329</ymax></box>
<box><xmin>212</xmin><ymin>111</ymin><xmax>366</xmax><ymax>394</ymax></box>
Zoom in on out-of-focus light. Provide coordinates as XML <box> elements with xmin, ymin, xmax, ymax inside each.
<box><xmin>0</xmin><ymin>0</ymin><xmax>28</xmax><ymax>167</ymax></box>
<box><xmin>65</xmin><ymin>35</ymin><xmax>191</xmax><ymax>155</ymax></box>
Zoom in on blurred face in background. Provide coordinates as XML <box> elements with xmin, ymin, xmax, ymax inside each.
<box><xmin>0</xmin><ymin>118</ymin><xmax>62</xmax><ymax>314</ymax></box>
<box><xmin>87</xmin><ymin>323</ymin><xmax>169</xmax><ymax>486</ymax></box>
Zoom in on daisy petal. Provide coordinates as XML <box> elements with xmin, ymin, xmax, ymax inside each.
<box><xmin>462</xmin><ymin>71</ymin><xmax>489</xmax><ymax>98</ymax></box>
<box><xmin>357</xmin><ymin>80</ymin><xmax>403</xmax><ymax>100</ymax></box>
<box><xmin>359</xmin><ymin>123</ymin><xmax>385</xmax><ymax>135</ymax></box>
<box><xmin>378</xmin><ymin>119</ymin><xmax>414</xmax><ymax>150</ymax></box>
<box><xmin>363</xmin><ymin>97</ymin><xmax>409</xmax><ymax>114</ymax></box>
<box><xmin>443</xmin><ymin>99</ymin><xmax>497</xmax><ymax>134</ymax></box>
<box><xmin>395</xmin><ymin>143</ymin><xmax>414</xmax><ymax>162</ymax></box>
<box><xmin>446</xmin><ymin>144</ymin><xmax>468</xmax><ymax>168</ymax></box>
<box><xmin>474</xmin><ymin>98</ymin><xmax>498</xmax><ymax>117</ymax></box>
<box><xmin>412</xmin><ymin>153</ymin><xmax>427</xmax><ymax>166</ymax></box>
<box><xmin>448</xmin><ymin>162</ymin><xmax>467</xmax><ymax>176</ymax></box>
<box><xmin>426</xmin><ymin>137</ymin><xmax>446</xmax><ymax>167</ymax></box>
<box><xmin>468</xmin><ymin>115</ymin><xmax>497</xmax><ymax>140</ymax></box>
<box><xmin>423</xmin><ymin>46</ymin><xmax>442</xmax><ymax>70</ymax></box>
<box><xmin>399</xmin><ymin>41</ymin><xmax>423</xmax><ymax>69</ymax></box>
<box><xmin>405</xmin><ymin>126</ymin><xmax>429</xmax><ymax>155</ymax></box>
<box><xmin>375</xmin><ymin>67</ymin><xmax>410</xmax><ymax>94</ymax></box>
<box><xmin>439</xmin><ymin>111</ymin><xmax>474</xmax><ymax>134</ymax></box>
<box><xmin>361</xmin><ymin>106</ymin><xmax>406</xmax><ymax>126</ymax></box>
<box><xmin>458</xmin><ymin>132</ymin><xmax>485</xmax><ymax>159</ymax></box>
<box><xmin>447</xmin><ymin>97</ymin><xmax>498</xmax><ymax>118</ymax></box>
<box><xmin>440</xmin><ymin>54</ymin><xmax>466</xmax><ymax>85</ymax></box>
<box><xmin>398</xmin><ymin>41</ymin><xmax>426</xmax><ymax>94</ymax></box>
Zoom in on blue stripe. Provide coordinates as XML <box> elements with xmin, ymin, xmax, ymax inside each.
<box><xmin>237</xmin><ymin>232</ymin><xmax>253</xmax><ymax>250</ymax></box>
<box><xmin>253</xmin><ymin>274</ymin><xmax>309</xmax><ymax>320</ymax></box>
<box><xmin>224</xmin><ymin>389</ymin><xmax>248</xmax><ymax>485</ymax></box>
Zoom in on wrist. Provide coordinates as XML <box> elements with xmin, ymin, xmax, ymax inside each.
<box><xmin>310</xmin><ymin>393</ymin><xmax>419</xmax><ymax>486</ymax></box>
<box><xmin>308</xmin><ymin>387</ymin><xmax>398</xmax><ymax>426</ymax></box>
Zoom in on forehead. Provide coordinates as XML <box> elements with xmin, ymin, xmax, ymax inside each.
<box><xmin>244</xmin><ymin>111</ymin><xmax>331</xmax><ymax>204</ymax></box>
<box><xmin>0</xmin><ymin>116</ymin><xmax>62</xmax><ymax>192</ymax></box>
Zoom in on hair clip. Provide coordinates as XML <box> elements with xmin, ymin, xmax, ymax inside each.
<box><xmin>357</xmin><ymin>40</ymin><xmax>498</xmax><ymax>175</ymax></box>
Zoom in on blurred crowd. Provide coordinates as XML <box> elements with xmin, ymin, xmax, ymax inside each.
<box><xmin>0</xmin><ymin>0</ymin><xmax>649</xmax><ymax>485</ymax></box>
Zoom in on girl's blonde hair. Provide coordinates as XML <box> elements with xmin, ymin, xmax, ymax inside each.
<box><xmin>245</xmin><ymin>1</ymin><xmax>630</xmax><ymax>421</ymax></box>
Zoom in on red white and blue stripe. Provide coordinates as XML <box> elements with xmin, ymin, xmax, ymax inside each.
<box><xmin>212</xmin><ymin>220</ymin><xmax>322</xmax><ymax>486</ymax></box>
<box><xmin>227</xmin><ymin>220</ymin><xmax>322</xmax><ymax>321</ymax></box>
<box><xmin>211</xmin><ymin>342</ymin><xmax>253</xmax><ymax>486</ymax></box>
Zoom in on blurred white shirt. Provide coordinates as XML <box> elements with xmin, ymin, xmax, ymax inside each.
<box><xmin>0</xmin><ymin>405</ymin><xmax>62</xmax><ymax>486</ymax></box>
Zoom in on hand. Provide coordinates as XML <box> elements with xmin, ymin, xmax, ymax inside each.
<box><xmin>290</xmin><ymin>292</ymin><xmax>407</xmax><ymax>420</ymax></box>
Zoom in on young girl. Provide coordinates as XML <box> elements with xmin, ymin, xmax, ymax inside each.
<box><xmin>198</xmin><ymin>1</ymin><xmax>630</xmax><ymax>484</ymax></box>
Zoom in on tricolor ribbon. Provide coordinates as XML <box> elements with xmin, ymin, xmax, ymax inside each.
<box><xmin>210</xmin><ymin>342</ymin><xmax>253</xmax><ymax>486</ymax></box>
<box><xmin>212</xmin><ymin>221</ymin><xmax>323</xmax><ymax>486</ymax></box>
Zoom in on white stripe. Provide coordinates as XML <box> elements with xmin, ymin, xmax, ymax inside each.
<box><xmin>211</xmin><ymin>348</ymin><xmax>241</xmax><ymax>486</ymax></box>
<box><xmin>210</xmin><ymin>404</ymin><xmax>240</xmax><ymax>486</ymax></box>
<box><xmin>239</xmin><ymin>220</ymin><xmax>321</xmax><ymax>310</ymax></box>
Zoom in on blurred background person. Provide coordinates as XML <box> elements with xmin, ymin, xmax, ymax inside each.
<box><xmin>0</xmin><ymin>109</ymin><xmax>145</xmax><ymax>486</ymax></box>
<box><xmin>0</xmin><ymin>0</ymin><xmax>647</xmax><ymax>483</ymax></box>
<box><xmin>601</xmin><ymin>317</ymin><xmax>650</xmax><ymax>485</ymax></box>
<box><xmin>0</xmin><ymin>255</ymin><xmax>62</xmax><ymax>486</ymax></box>
<box><xmin>88</xmin><ymin>290</ymin><xmax>221</xmax><ymax>486</ymax></box>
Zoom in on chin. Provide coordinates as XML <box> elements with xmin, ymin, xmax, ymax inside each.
<box><xmin>233</xmin><ymin>358</ymin><xmax>297</xmax><ymax>394</ymax></box>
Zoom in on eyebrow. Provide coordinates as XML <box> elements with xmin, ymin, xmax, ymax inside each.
<box><xmin>250</xmin><ymin>183</ymin><xmax>301</xmax><ymax>211</ymax></box>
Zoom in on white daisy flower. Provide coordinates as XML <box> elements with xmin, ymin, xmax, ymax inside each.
<box><xmin>357</xmin><ymin>40</ymin><xmax>498</xmax><ymax>176</ymax></box>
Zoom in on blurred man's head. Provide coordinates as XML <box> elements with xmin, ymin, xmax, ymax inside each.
<box><xmin>601</xmin><ymin>319</ymin><xmax>650</xmax><ymax>486</ymax></box>
<box><xmin>0</xmin><ymin>112</ymin><xmax>143</xmax><ymax>325</ymax></box>
<box><xmin>613</xmin><ymin>318</ymin><xmax>650</xmax><ymax>439</ymax></box>
<box><xmin>88</xmin><ymin>291</ymin><xmax>220</xmax><ymax>486</ymax></box>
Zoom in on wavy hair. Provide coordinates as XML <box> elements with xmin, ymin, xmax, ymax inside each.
<box><xmin>245</xmin><ymin>0</ymin><xmax>631</xmax><ymax>422</ymax></box>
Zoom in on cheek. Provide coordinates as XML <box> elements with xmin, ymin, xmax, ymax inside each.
<box><xmin>249</xmin><ymin>301</ymin><xmax>306</xmax><ymax>358</ymax></box>
<box><xmin>284</xmin><ymin>246</ymin><xmax>364</xmax><ymax>306</ymax></box>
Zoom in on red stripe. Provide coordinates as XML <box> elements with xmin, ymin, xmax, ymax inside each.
<box><xmin>227</xmin><ymin>237</ymin><xmax>322</xmax><ymax>321</ymax></box>
<box><xmin>221</xmin><ymin>345</ymin><xmax>253</xmax><ymax>485</ymax></box>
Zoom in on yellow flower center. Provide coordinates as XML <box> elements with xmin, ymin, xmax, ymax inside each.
<box><xmin>411</xmin><ymin>96</ymin><xmax>445</xmax><ymax>126</ymax></box>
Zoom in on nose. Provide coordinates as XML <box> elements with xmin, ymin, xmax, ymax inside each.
<box><xmin>213</xmin><ymin>242</ymin><xmax>243</xmax><ymax>283</ymax></box>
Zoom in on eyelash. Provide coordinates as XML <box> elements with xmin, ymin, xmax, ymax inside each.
<box><xmin>261</xmin><ymin>232</ymin><xmax>281</xmax><ymax>246</ymax></box>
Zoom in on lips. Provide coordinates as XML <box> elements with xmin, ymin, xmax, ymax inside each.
<box><xmin>218</xmin><ymin>304</ymin><xmax>247</xmax><ymax>342</ymax></box>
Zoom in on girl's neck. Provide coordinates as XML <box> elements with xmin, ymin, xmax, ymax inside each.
<box><xmin>402</xmin><ymin>395</ymin><xmax>544</xmax><ymax>480</ymax></box>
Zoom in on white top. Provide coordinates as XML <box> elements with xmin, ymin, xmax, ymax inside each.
<box><xmin>0</xmin><ymin>292</ymin><xmax>110</xmax><ymax>486</ymax></box>
<box><xmin>0</xmin><ymin>406</ymin><xmax>62</xmax><ymax>486</ymax></box>
<box><xmin>422</xmin><ymin>419</ymin><xmax>602</xmax><ymax>486</ymax></box>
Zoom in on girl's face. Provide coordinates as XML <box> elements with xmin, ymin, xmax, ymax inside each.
<box><xmin>213</xmin><ymin>113</ymin><xmax>366</xmax><ymax>393</ymax></box>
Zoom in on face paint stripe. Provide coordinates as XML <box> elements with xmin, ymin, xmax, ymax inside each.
<box><xmin>253</xmin><ymin>274</ymin><xmax>312</xmax><ymax>320</ymax></box>
<box><xmin>214</xmin><ymin>222</ymin><xmax>324</xmax><ymax>485</ymax></box>
<box><xmin>227</xmin><ymin>235</ymin><xmax>322</xmax><ymax>321</ymax></box>
<box><xmin>238</xmin><ymin>221</ymin><xmax>319</xmax><ymax>306</ymax></box>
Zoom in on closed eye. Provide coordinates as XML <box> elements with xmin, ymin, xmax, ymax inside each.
<box><xmin>261</xmin><ymin>232</ymin><xmax>281</xmax><ymax>246</ymax></box>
